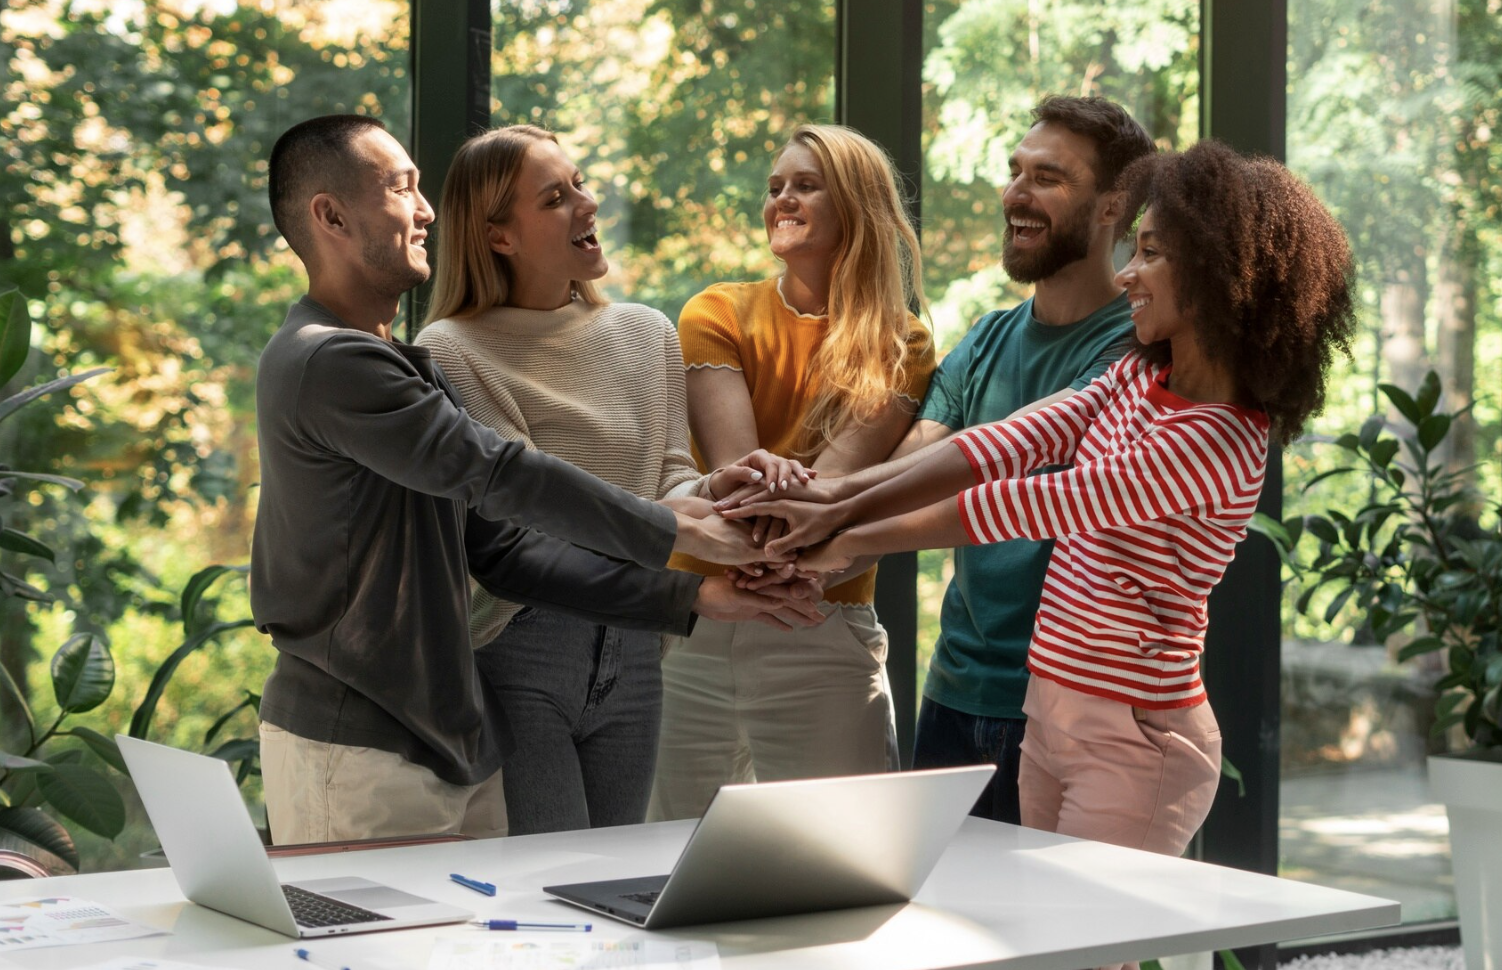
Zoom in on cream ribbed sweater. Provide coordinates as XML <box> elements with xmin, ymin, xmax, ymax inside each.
<box><xmin>416</xmin><ymin>299</ymin><xmax>703</xmax><ymax>644</ymax></box>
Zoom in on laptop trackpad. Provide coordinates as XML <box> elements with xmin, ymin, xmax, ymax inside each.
<box><xmin>293</xmin><ymin>877</ymin><xmax>434</xmax><ymax>911</ymax></box>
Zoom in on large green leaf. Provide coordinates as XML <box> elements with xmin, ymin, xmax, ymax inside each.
<box><xmin>1417</xmin><ymin>414</ymin><xmax>1452</xmax><ymax>453</ymax></box>
<box><xmin>51</xmin><ymin>633</ymin><xmax>116</xmax><ymax>714</ymax></box>
<box><xmin>128</xmin><ymin>619</ymin><xmax>256</xmax><ymax>739</ymax></box>
<box><xmin>0</xmin><ymin>287</ymin><xmax>31</xmax><ymax>389</ymax></box>
<box><xmin>0</xmin><ymin>367</ymin><xmax>111</xmax><ymax>426</ymax></box>
<box><xmin>0</xmin><ymin>527</ymin><xmax>54</xmax><ymax>562</ymax></box>
<box><xmin>0</xmin><ymin>806</ymin><xmax>79</xmax><ymax>873</ymax></box>
<box><xmin>179</xmin><ymin>563</ymin><xmax>249</xmax><ymax>635</ymax></box>
<box><xmin>0</xmin><ymin>752</ymin><xmax>52</xmax><ymax>772</ymax></box>
<box><xmin>1414</xmin><ymin>370</ymin><xmax>1441</xmax><ymax>418</ymax></box>
<box><xmin>61</xmin><ymin>727</ymin><xmax>128</xmax><ymax>775</ymax></box>
<box><xmin>1377</xmin><ymin>383</ymin><xmax>1421</xmax><ymax>425</ymax></box>
<box><xmin>35</xmin><ymin>764</ymin><xmax>125</xmax><ymax>839</ymax></box>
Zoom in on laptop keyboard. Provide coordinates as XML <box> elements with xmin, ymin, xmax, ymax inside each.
<box><xmin>621</xmin><ymin>890</ymin><xmax>661</xmax><ymax>905</ymax></box>
<box><xmin>283</xmin><ymin>884</ymin><xmax>393</xmax><ymax>927</ymax></box>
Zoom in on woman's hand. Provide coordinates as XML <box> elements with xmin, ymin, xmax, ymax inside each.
<box><xmin>714</xmin><ymin>472</ymin><xmax>844</xmax><ymax>512</ymax></box>
<box><xmin>721</xmin><ymin>497</ymin><xmax>852</xmax><ymax>559</ymax></box>
<box><xmin>707</xmin><ymin>449</ymin><xmax>816</xmax><ymax>505</ymax></box>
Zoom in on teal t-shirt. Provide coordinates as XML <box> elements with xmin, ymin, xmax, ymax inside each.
<box><xmin>916</xmin><ymin>295</ymin><xmax>1134</xmax><ymax>719</ymax></box>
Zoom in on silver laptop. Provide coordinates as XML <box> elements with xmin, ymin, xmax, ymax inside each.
<box><xmin>117</xmin><ymin>735</ymin><xmax>472</xmax><ymax>937</ymax></box>
<box><xmin>545</xmin><ymin>765</ymin><xmax>994</xmax><ymax>929</ymax></box>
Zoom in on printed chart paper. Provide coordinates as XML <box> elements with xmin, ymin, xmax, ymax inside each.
<box><xmin>0</xmin><ymin>896</ymin><xmax>166</xmax><ymax>952</ymax></box>
<box><xmin>76</xmin><ymin>960</ymin><xmax>224</xmax><ymax>970</ymax></box>
<box><xmin>428</xmin><ymin>936</ymin><xmax>720</xmax><ymax>970</ymax></box>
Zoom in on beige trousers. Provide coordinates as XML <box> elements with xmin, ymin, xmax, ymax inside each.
<box><xmin>647</xmin><ymin>603</ymin><xmax>897</xmax><ymax>822</ymax></box>
<box><xmin>259</xmin><ymin>722</ymin><xmax>507</xmax><ymax>845</ymax></box>
<box><xmin>1018</xmin><ymin>675</ymin><xmax>1222</xmax><ymax>970</ymax></box>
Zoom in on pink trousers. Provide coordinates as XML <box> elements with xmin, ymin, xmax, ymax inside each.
<box><xmin>1019</xmin><ymin>675</ymin><xmax>1223</xmax><ymax>970</ymax></box>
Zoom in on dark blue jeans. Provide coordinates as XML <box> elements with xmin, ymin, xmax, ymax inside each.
<box><xmin>912</xmin><ymin>696</ymin><xmax>1026</xmax><ymax>825</ymax></box>
<box><xmin>475</xmin><ymin>607</ymin><xmax>662</xmax><ymax>836</ymax></box>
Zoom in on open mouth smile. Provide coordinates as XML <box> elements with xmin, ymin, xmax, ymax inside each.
<box><xmin>571</xmin><ymin>223</ymin><xmax>600</xmax><ymax>251</ymax></box>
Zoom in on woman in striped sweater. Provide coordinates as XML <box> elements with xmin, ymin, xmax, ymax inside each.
<box><xmin>733</xmin><ymin>141</ymin><xmax>1356</xmax><ymax>867</ymax></box>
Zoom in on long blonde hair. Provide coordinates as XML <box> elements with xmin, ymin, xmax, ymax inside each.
<box><xmin>783</xmin><ymin>124</ymin><xmax>929</xmax><ymax>456</ymax></box>
<box><xmin>423</xmin><ymin>125</ymin><xmax>605</xmax><ymax>324</ymax></box>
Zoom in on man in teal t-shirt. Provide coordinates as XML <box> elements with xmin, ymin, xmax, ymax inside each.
<box><xmin>865</xmin><ymin>96</ymin><xmax>1153</xmax><ymax>822</ymax></box>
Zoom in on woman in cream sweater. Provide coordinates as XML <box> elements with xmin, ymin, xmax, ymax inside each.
<box><xmin>416</xmin><ymin>126</ymin><xmax>812</xmax><ymax>835</ymax></box>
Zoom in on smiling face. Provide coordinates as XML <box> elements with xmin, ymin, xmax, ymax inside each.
<box><xmin>490</xmin><ymin>139</ymin><xmax>607</xmax><ymax>309</ymax></box>
<box><xmin>347</xmin><ymin>128</ymin><xmax>434</xmax><ymax>296</ymax></box>
<box><xmin>1000</xmin><ymin>122</ymin><xmax>1104</xmax><ymax>283</ymax></box>
<box><xmin>1114</xmin><ymin>206</ymin><xmax>1189</xmax><ymax>346</ymax></box>
<box><xmin>763</xmin><ymin>142</ymin><xmax>842</xmax><ymax>267</ymax></box>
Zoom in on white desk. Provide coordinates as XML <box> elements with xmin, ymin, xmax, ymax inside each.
<box><xmin>0</xmin><ymin>817</ymin><xmax>1398</xmax><ymax>970</ymax></box>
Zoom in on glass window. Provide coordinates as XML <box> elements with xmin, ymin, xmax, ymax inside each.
<box><xmin>491</xmin><ymin>0</ymin><xmax>838</xmax><ymax>323</ymax></box>
<box><xmin>916</xmin><ymin>0</ymin><xmax>1201</xmax><ymax>697</ymax></box>
<box><xmin>1282</xmin><ymin>0</ymin><xmax>1500</xmax><ymax>924</ymax></box>
<box><xmin>2</xmin><ymin>0</ymin><xmax>411</xmax><ymax>872</ymax></box>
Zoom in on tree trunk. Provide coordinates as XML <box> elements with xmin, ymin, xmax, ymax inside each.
<box><xmin>1379</xmin><ymin>264</ymin><xmax>1428</xmax><ymax>403</ymax></box>
<box><xmin>1433</xmin><ymin>223</ymin><xmax>1477</xmax><ymax>484</ymax></box>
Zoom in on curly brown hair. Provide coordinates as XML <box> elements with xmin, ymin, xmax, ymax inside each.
<box><xmin>1115</xmin><ymin>141</ymin><xmax>1357</xmax><ymax>446</ymax></box>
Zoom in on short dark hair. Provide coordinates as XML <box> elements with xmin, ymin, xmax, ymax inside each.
<box><xmin>1116</xmin><ymin>141</ymin><xmax>1357</xmax><ymax>446</ymax></box>
<box><xmin>268</xmin><ymin>115</ymin><xmax>388</xmax><ymax>260</ymax></box>
<box><xmin>1031</xmin><ymin>96</ymin><xmax>1155</xmax><ymax>192</ymax></box>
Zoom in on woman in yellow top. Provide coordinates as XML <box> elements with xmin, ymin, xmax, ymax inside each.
<box><xmin>649</xmin><ymin>124</ymin><xmax>937</xmax><ymax>820</ymax></box>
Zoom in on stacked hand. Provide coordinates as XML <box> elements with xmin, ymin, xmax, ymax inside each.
<box><xmin>678</xmin><ymin>451</ymin><xmax>867</xmax><ymax>624</ymax></box>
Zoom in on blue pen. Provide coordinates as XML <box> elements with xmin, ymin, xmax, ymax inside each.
<box><xmin>450</xmin><ymin>872</ymin><xmax>497</xmax><ymax>896</ymax></box>
<box><xmin>293</xmin><ymin>947</ymin><xmax>351</xmax><ymax>970</ymax></box>
<box><xmin>471</xmin><ymin>919</ymin><xmax>592</xmax><ymax>932</ymax></box>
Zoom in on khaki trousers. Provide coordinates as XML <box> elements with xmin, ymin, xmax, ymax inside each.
<box><xmin>1018</xmin><ymin>676</ymin><xmax>1222</xmax><ymax>970</ymax></box>
<box><xmin>647</xmin><ymin>603</ymin><xmax>897</xmax><ymax>822</ymax></box>
<box><xmin>259</xmin><ymin>722</ymin><xmax>507</xmax><ymax>845</ymax></box>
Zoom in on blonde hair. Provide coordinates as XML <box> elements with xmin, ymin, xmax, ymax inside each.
<box><xmin>423</xmin><ymin>125</ymin><xmax>605</xmax><ymax>324</ymax></box>
<box><xmin>782</xmin><ymin>124</ymin><xmax>929</xmax><ymax>456</ymax></box>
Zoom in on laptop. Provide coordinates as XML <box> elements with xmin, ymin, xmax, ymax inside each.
<box><xmin>116</xmin><ymin>735</ymin><xmax>472</xmax><ymax>937</ymax></box>
<box><xmin>545</xmin><ymin>765</ymin><xmax>994</xmax><ymax>929</ymax></box>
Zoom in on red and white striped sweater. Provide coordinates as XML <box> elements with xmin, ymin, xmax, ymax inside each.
<box><xmin>952</xmin><ymin>354</ymin><xmax>1270</xmax><ymax>709</ymax></box>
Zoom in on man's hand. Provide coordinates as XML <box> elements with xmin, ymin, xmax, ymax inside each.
<box><xmin>674</xmin><ymin>511</ymin><xmax>786</xmax><ymax>565</ymax></box>
<box><xmin>692</xmin><ymin>575</ymin><xmax>825</xmax><ymax>631</ymax></box>
<box><xmin>728</xmin><ymin>564</ymin><xmax>828</xmax><ymax>600</ymax></box>
<box><xmin>660</xmin><ymin>494</ymin><xmax>717</xmax><ymax>517</ymax></box>
<box><xmin>721</xmin><ymin>497</ymin><xmax>852</xmax><ymax>559</ymax></box>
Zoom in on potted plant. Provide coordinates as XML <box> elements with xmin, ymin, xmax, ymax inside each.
<box><xmin>1253</xmin><ymin>371</ymin><xmax>1500</xmax><ymax>968</ymax></box>
<box><xmin>0</xmin><ymin>286</ymin><xmax>262</xmax><ymax>874</ymax></box>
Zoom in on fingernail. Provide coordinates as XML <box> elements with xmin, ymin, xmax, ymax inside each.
<box><xmin>750</xmin><ymin>471</ymin><xmax>763</xmax><ymax>480</ymax></box>
<box><xmin>753</xmin><ymin>532</ymin><xmax>761</xmax><ymax>542</ymax></box>
<box><xmin>780</xmin><ymin>479</ymin><xmax>788</xmax><ymax>490</ymax></box>
<box><xmin>768</xmin><ymin>481</ymin><xmax>776</xmax><ymax>493</ymax></box>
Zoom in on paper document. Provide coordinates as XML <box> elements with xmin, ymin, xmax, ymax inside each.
<box><xmin>0</xmin><ymin>896</ymin><xmax>166</xmax><ymax>952</ymax></box>
<box><xmin>77</xmin><ymin>960</ymin><xmax>225</xmax><ymax>970</ymax></box>
<box><xmin>428</xmin><ymin>936</ymin><xmax>720</xmax><ymax>970</ymax></box>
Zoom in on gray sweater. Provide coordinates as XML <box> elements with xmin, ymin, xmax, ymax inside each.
<box><xmin>251</xmin><ymin>298</ymin><xmax>702</xmax><ymax>785</ymax></box>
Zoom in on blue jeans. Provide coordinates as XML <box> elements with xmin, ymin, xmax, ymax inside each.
<box><xmin>912</xmin><ymin>696</ymin><xmax>1025</xmax><ymax>825</ymax></box>
<box><xmin>475</xmin><ymin>608</ymin><xmax>662</xmax><ymax>835</ymax></box>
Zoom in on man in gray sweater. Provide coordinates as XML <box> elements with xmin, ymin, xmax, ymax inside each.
<box><xmin>253</xmin><ymin>115</ymin><xmax>816</xmax><ymax>845</ymax></box>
